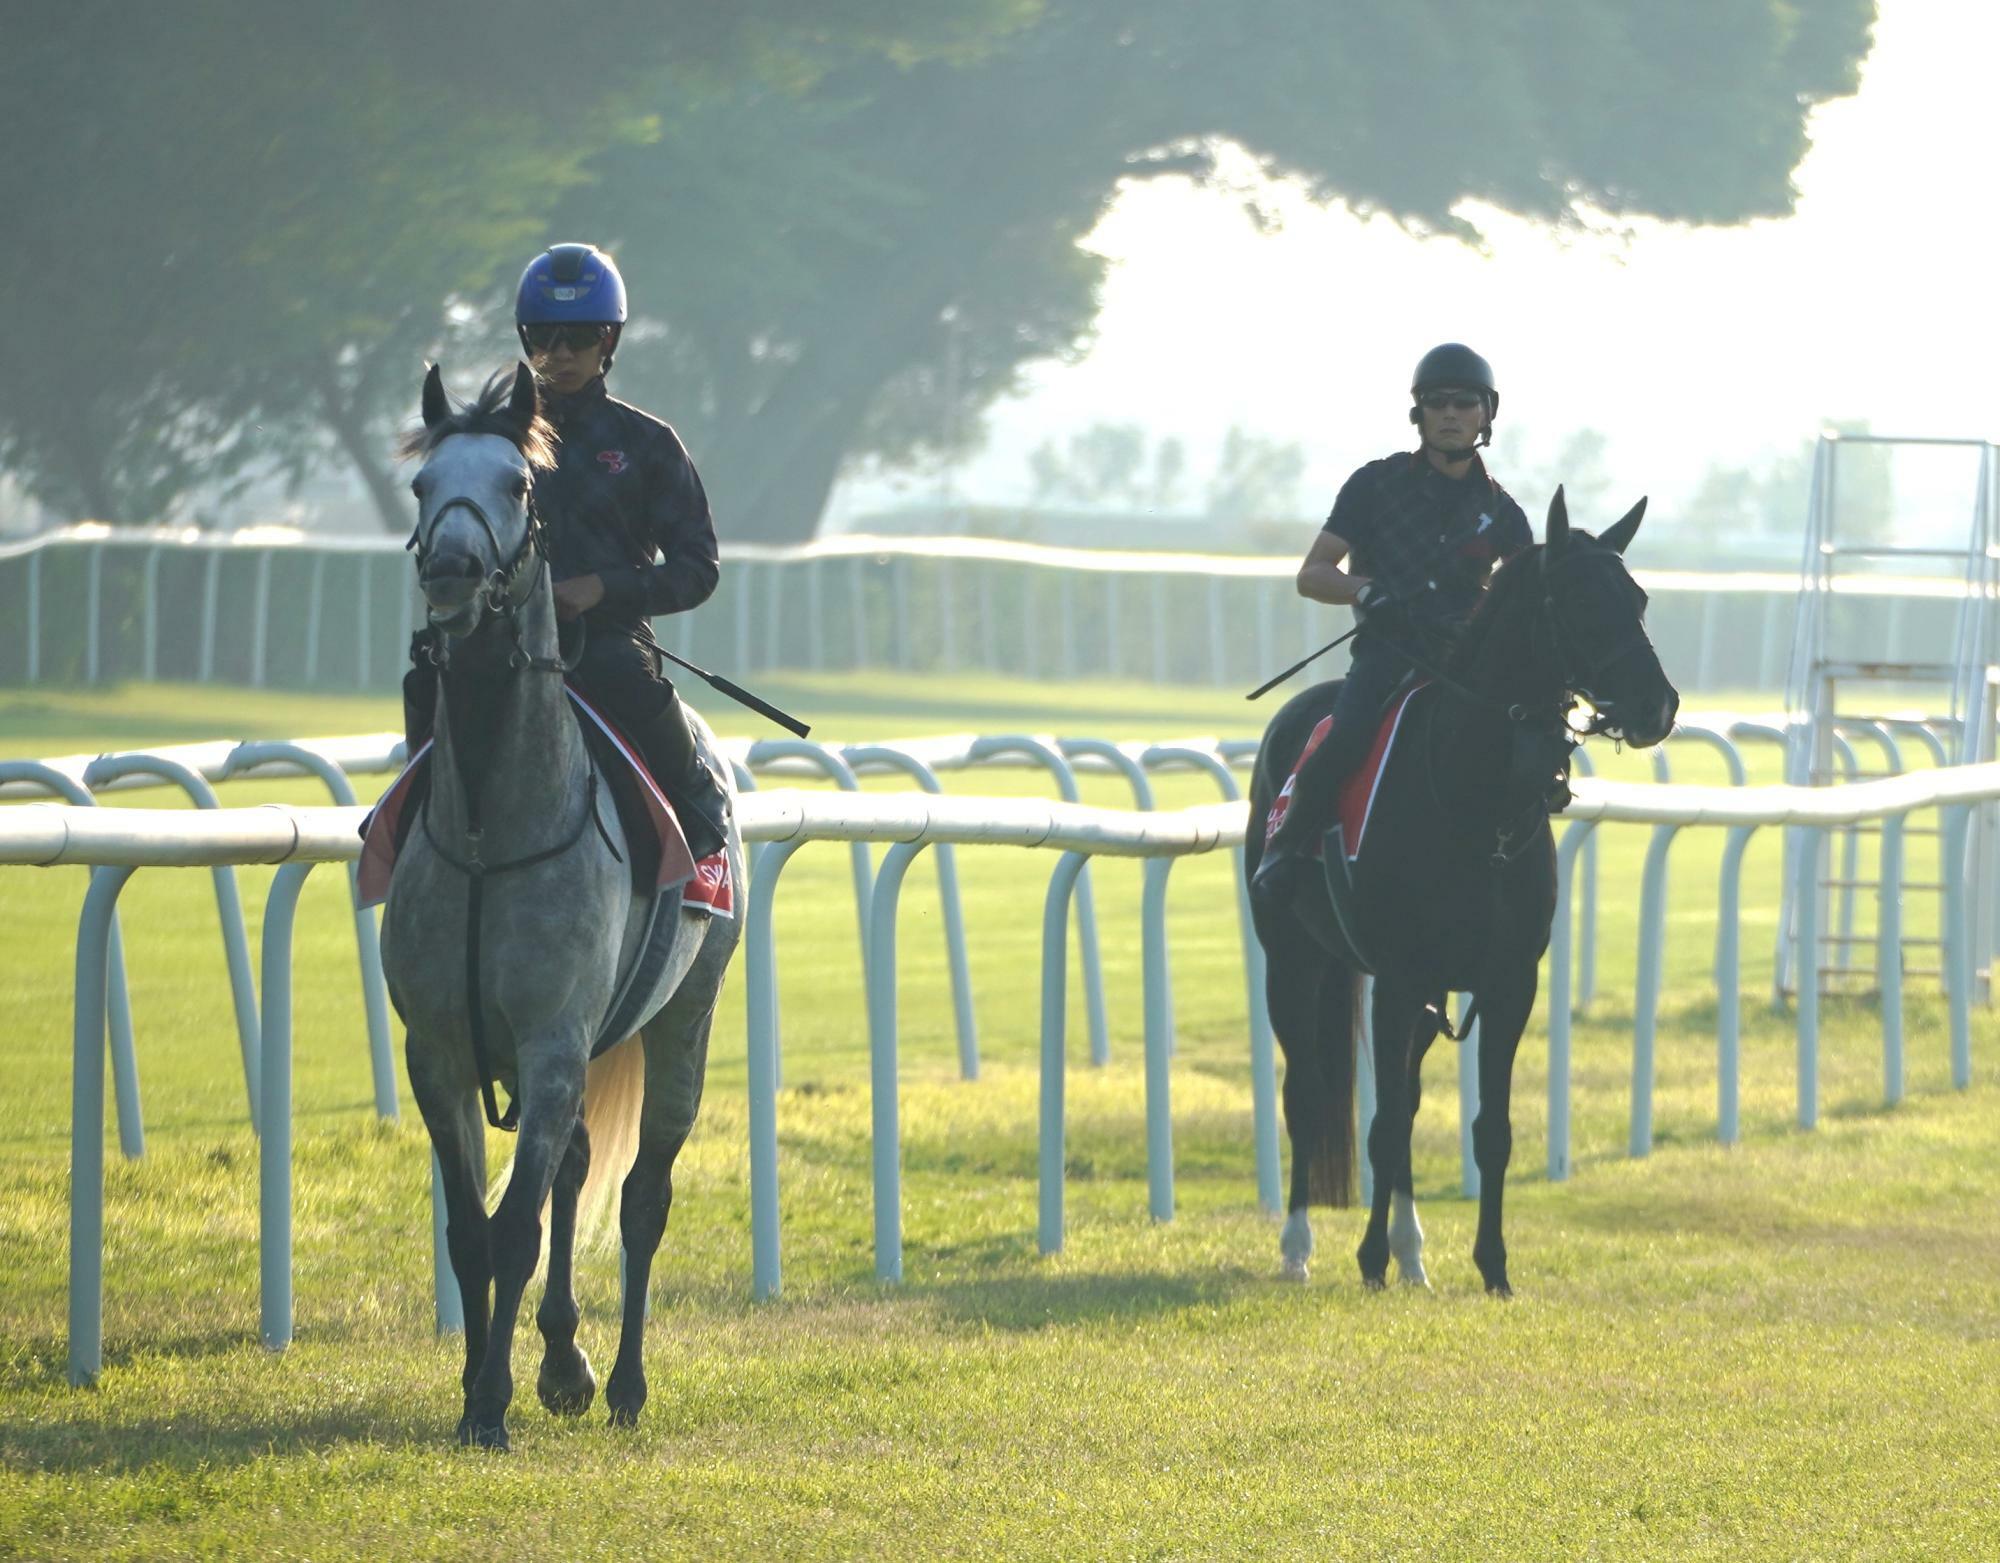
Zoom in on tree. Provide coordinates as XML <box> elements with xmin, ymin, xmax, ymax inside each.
<box><xmin>0</xmin><ymin>1</ymin><xmax>1031</xmax><ymax>527</ymax></box>
<box><xmin>563</xmin><ymin>0</ymin><xmax>1875</xmax><ymax>540</ymax></box>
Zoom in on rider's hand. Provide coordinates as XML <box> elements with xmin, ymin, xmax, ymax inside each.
<box><xmin>1352</xmin><ymin>580</ymin><xmax>1399</xmax><ymax>624</ymax></box>
<box><xmin>553</xmin><ymin>574</ymin><xmax>605</xmax><ymax>621</ymax></box>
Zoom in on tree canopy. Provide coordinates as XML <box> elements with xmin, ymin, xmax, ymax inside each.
<box><xmin>1</xmin><ymin>1</ymin><xmax>1875</xmax><ymax>537</ymax></box>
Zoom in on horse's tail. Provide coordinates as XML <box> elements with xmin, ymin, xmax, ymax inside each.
<box><xmin>1306</xmin><ymin>963</ymin><xmax>1361</xmax><ymax>1207</ymax></box>
<box><xmin>486</xmin><ymin>1035</ymin><xmax>645</xmax><ymax>1254</ymax></box>
<box><xmin>575</xmin><ymin>1036</ymin><xmax>646</xmax><ymax>1251</ymax></box>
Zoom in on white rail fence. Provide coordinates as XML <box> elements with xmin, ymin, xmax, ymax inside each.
<box><xmin>4</xmin><ymin>747</ymin><xmax>1991</xmax><ymax>1386</ymax></box>
<box><xmin>1</xmin><ymin>524</ymin><xmax>1977</xmax><ymax>692</ymax></box>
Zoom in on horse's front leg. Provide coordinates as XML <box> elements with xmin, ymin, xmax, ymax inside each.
<box><xmin>1357</xmin><ymin>978</ymin><xmax>1425</xmax><ymax>1288</ymax></box>
<box><xmin>1470</xmin><ymin>968</ymin><xmax>1537</xmax><ymax>1298</ymax></box>
<box><xmin>465</xmin><ymin>1043</ymin><xmax>586</xmax><ymax>1450</ymax></box>
<box><xmin>534</xmin><ymin>1116</ymin><xmax>595</xmax><ymax>1417</ymax></box>
<box><xmin>408</xmin><ymin>1064</ymin><xmax>493</xmax><ymax>1438</ymax></box>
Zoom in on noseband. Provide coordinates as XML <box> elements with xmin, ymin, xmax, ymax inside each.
<box><xmin>406</xmin><ymin>485</ymin><xmax>581</xmax><ymax>675</ymax></box>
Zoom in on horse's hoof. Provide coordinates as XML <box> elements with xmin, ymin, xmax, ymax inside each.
<box><xmin>537</xmin><ymin>1349</ymin><xmax>597</xmax><ymax>1417</ymax></box>
<box><xmin>459</xmin><ymin>1418</ymin><xmax>510</xmax><ymax>1452</ymax></box>
<box><xmin>1399</xmin><ymin>1269</ymin><xmax>1432</xmax><ymax>1292</ymax></box>
<box><xmin>1280</xmin><ymin>1257</ymin><xmax>1310</xmax><ymax>1283</ymax></box>
<box><xmin>1485</xmin><ymin>1280</ymin><xmax>1514</xmax><ymax>1301</ymax></box>
<box><xmin>607</xmin><ymin>1401</ymin><xmax>642</xmax><ymax>1428</ymax></box>
<box><xmin>1360</xmin><ymin>1272</ymin><xmax>1387</xmax><ymax>1292</ymax></box>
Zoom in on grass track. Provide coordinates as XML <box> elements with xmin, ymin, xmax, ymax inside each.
<box><xmin>1</xmin><ymin>676</ymin><xmax>1996</xmax><ymax>1560</ymax></box>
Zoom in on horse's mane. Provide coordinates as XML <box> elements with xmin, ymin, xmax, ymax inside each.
<box><xmin>397</xmin><ymin>369</ymin><xmax>557</xmax><ymax>470</ymax></box>
<box><xmin>1448</xmin><ymin>529</ymin><xmax>1608</xmax><ymax>677</ymax></box>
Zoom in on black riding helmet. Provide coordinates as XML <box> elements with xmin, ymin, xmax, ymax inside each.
<box><xmin>1409</xmin><ymin>343</ymin><xmax>1498</xmax><ymax>446</ymax></box>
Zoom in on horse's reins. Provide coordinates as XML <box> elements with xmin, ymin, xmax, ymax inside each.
<box><xmin>409</xmin><ymin>484</ymin><xmax>609</xmax><ymax>1131</ymax></box>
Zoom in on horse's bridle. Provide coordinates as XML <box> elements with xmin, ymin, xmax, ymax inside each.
<box><xmin>1536</xmin><ymin>546</ymin><xmax>1655</xmax><ymax>739</ymax></box>
<box><xmin>406</xmin><ymin>484</ymin><xmax>582</xmax><ymax>676</ymax></box>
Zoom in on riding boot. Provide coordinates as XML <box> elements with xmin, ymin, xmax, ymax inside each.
<box><xmin>625</xmin><ymin>700</ymin><xmax>731</xmax><ymax>862</ymax></box>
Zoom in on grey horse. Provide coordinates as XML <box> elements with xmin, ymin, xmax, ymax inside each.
<box><xmin>380</xmin><ymin>363</ymin><xmax>742</xmax><ymax>1450</ymax></box>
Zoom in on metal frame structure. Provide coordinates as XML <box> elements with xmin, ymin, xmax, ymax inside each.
<box><xmin>1778</xmin><ymin>433</ymin><xmax>2000</xmax><ymax>1003</ymax></box>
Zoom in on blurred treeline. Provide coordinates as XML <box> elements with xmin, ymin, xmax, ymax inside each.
<box><xmin>3</xmin><ymin>0</ymin><xmax>1873</xmax><ymax>541</ymax></box>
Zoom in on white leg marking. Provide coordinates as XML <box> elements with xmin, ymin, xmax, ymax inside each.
<box><xmin>1279</xmin><ymin>1209</ymin><xmax>1314</xmax><ymax>1282</ymax></box>
<box><xmin>1388</xmin><ymin>1191</ymin><xmax>1429</xmax><ymax>1289</ymax></box>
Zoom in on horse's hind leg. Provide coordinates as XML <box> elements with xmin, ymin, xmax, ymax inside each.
<box><xmin>606</xmin><ymin>1004</ymin><xmax>713</xmax><ymax>1427</ymax></box>
<box><xmin>1389</xmin><ymin>1010</ymin><xmax>1443</xmax><ymax>1289</ymax></box>
<box><xmin>464</xmin><ymin>1044</ymin><xmax>586</xmax><ymax>1451</ymax></box>
<box><xmin>535</xmin><ymin>1116</ymin><xmax>596</xmax><ymax>1416</ymax></box>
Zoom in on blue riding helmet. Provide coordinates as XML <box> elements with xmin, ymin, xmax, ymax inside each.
<box><xmin>514</xmin><ymin>243</ymin><xmax>627</xmax><ymax>326</ymax></box>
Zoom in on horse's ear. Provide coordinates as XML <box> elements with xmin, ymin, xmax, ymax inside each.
<box><xmin>421</xmin><ymin>363</ymin><xmax>449</xmax><ymax>429</ymax></box>
<box><xmin>506</xmin><ymin>361</ymin><xmax>539</xmax><ymax>434</ymax></box>
<box><xmin>1599</xmin><ymin>496</ymin><xmax>1648</xmax><ymax>556</ymax></box>
<box><xmin>1545</xmin><ymin>485</ymin><xmax>1569</xmax><ymax>554</ymax></box>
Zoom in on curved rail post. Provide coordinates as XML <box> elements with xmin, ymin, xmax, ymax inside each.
<box><xmin>745</xmin><ymin>837</ymin><xmax>807</xmax><ymax>1301</ymax></box>
<box><xmin>1142</xmin><ymin>743</ymin><xmax>1280</xmax><ymax>1213</ymax></box>
<box><xmin>1547</xmin><ymin>821</ymin><xmax>1594</xmax><ymax>1181</ymax></box>
<box><xmin>745</xmin><ymin>739</ymin><xmax>874</xmax><ymax>969</ymax></box>
<box><xmin>844</xmin><ymin>745</ymin><xmax>978</xmax><ymax>1080</ymax></box>
<box><xmin>746</xmin><ymin>739</ymin><xmax>871</xmax><ymax>1090</ymax></box>
<box><xmin>224</xmin><ymin>742</ymin><xmax>397</xmax><ymax>1120</ymax></box>
<box><xmin>1715</xmin><ymin>823</ymin><xmax>1760</xmax><ymax>1145</ymax></box>
<box><xmin>258</xmin><ymin>860</ymin><xmax>315</xmax><ymax>1352</ymax></box>
<box><xmin>69</xmin><ymin>863</ymin><xmax>137</xmax><ymax>1387</ymax></box>
<box><xmin>3</xmin><ymin>763</ymin><xmax>142</xmax><ymax>1158</ymax></box>
<box><xmin>1356</xmin><ymin>975</ymin><xmax>1376</xmax><ymax>1207</ymax></box>
<box><xmin>1063</xmin><ymin>738</ymin><xmax>1174</xmax><ymax>1050</ymax></box>
<box><xmin>969</xmin><ymin>736</ymin><xmax>1109</xmax><ymax>1066</ymax></box>
<box><xmin>1795</xmin><ymin>823</ymin><xmax>1824</xmax><ymax>1129</ymax></box>
<box><xmin>1667</xmin><ymin>725</ymin><xmax>1749</xmax><ymax>787</ymax></box>
<box><xmin>1141</xmin><ymin>856</ymin><xmax>1176</xmax><ymax>1222</ymax></box>
<box><xmin>1830</xmin><ymin>732</ymin><xmax>1863</xmax><ymax>982</ymax></box>
<box><xmin>1038</xmin><ymin>851</ymin><xmax>1092</xmax><ymax>1255</ymax></box>
<box><xmin>1457</xmin><ymin>998</ymin><xmax>1480</xmax><ymax>1199</ymax></box>
<box><xmin>1878</xmin><ymin>811</ymin><xmax>1908</xmax><ymax>1107</ymax></box>
<box><xmin>1569</xmin><ymin>747</ymin><xmax>1600</xmax><ymax>1013</ymax></box>
<box><xmin>1630</xmin><ymin>822</ymin><xmax>1683</xmax><ymax>1158</ymax></box>
<box><xmin>1942</xmin><ymin>803</ymin><xmax>1975</xmax><ymax>1090</ymax></box>
<box><xmin>82</xmin><ymin>753</ymin><xmax>261</xmax><ymax>1130</ymax></box>
<box><xmin>866</xmin><ymin>840</ymin><xmax>929</xmax><ymax>1284</ymax></box>
<box><xmin>431</xmin><ymin>1153</ymin><xmax>462</xmax><ymax>1336</ymax></box>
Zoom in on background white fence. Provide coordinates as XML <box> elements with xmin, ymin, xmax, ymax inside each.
<box><xmin>0</xmin><ymin>525</ymin><xmax>1977</xmax><ymax>693</ymax></box>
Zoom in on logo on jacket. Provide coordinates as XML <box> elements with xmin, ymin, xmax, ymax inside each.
<box><xmin>596</xmin><ymin>449</ymin><xmax>629</xmax><ymax>475</ymax></box>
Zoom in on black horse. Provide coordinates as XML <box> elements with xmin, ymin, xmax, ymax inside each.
<box><xmin>1246</xmin><ymin>488</ymin><xmax>1678</xmax><ymax>1296</ymax></box>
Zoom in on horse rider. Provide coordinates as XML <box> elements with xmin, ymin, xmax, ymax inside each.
<box><xmin>403</xmin><ymin>241</ymin><xmax>732</xmax><ymax>860</ymax></box>
<box><xmin>1251</xmin><ymin>342</ymin><xmax>1533</xmax><ymax>912</ymax></box>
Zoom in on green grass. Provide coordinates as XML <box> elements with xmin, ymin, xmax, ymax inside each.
<box><xmin>1</xmin><ymin>676</ymin><xmax>1996</xmax><ymax>1560</ymax></box>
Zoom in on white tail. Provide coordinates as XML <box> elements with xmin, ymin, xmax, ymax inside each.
<box><xmin>486</xmin><ymin>1035</ymin><xmax>647</xmax><ymax>1256</ymax></box>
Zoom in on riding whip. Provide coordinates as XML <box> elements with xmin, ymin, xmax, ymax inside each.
<box><xmin>656</xmin><ymin>647</ymin><xmax>812</xmax><ymax>737</ymax></box>
<box><xmin>1244</xmin><ymin>625</ymin><xmax>1359</xmax><ymax>701</ymax></box>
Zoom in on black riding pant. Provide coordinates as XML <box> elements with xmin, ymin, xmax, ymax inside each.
<box><xmin>1269</xmin><ymin>644</ymin><xmax>1410</xmax><ymax>850</ymax></box>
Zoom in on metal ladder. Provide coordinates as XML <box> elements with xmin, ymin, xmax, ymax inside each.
<box><xmin>1775</xmin><ymin>433</ymin><xmax>2000</xmax><ymax>1002</ymax></box>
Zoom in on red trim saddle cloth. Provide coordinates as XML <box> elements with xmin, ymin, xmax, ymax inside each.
<box><xmin>357</xmin><ymin>688</ymin><xmax>732</xmax><ymax>918</ymax></box>
<box><xmin>1264</xmin><ymin>682</ymin><xmax>1427</xmax><ymax>863</ymax></box>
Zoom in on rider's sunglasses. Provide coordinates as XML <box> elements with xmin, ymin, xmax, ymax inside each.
<box><xmin>522</xmin><ymin>323</ymin><xmax>610</xmax><ymax>355</ymax></box>
<box><xmin>1418</xmin><ymin>391</ymin><xmax>1485</xmax><ymax>413</ymax></box>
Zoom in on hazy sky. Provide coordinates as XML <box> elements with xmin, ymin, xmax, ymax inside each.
<box><xmin>843</xmin><ymin>0</ymin><xmax>1997</xmax><ymax>533</ymax></box>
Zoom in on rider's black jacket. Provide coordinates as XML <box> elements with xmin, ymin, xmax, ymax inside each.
<box><xmin>538</xmin><ymin>375</ymin><xmax>716</xmax><ymax>642</ymax></box>
<box><xmin>1321</xmin><ymin>450</ymin><xmax>1531</xmax><ymax>646</ymax></box>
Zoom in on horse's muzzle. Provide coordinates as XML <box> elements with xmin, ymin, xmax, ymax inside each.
<box><xmin>420</xmin><ymin>551</ymin><xmax>484</xmax><ymax>617</ymax></box>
